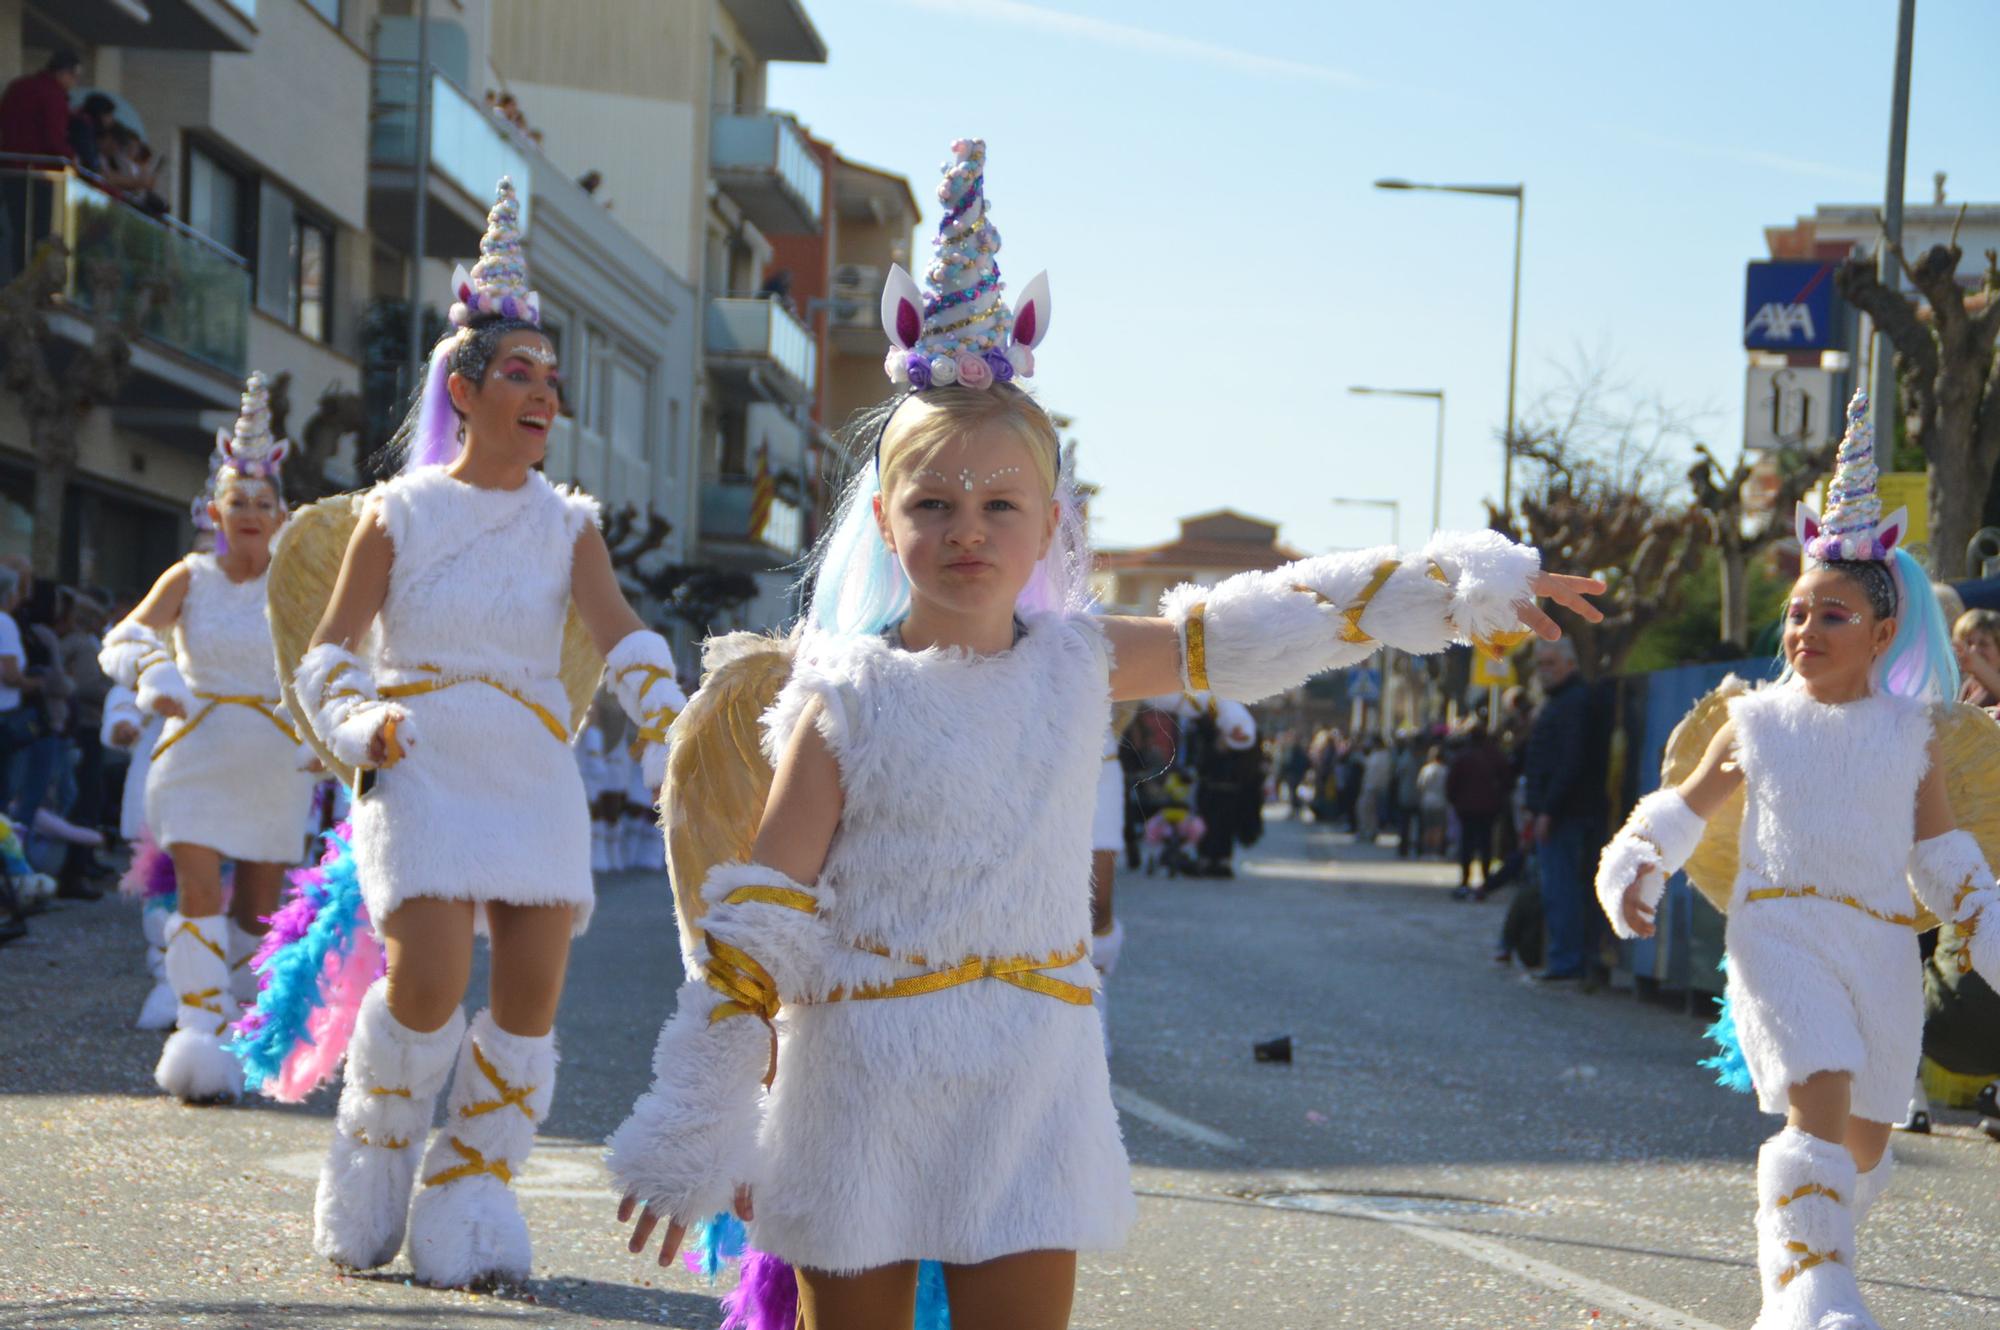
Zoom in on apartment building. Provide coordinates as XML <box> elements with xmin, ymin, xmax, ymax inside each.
<box><xmin>0</xmin><ymin>0</ymin><xmax>696</xmax><ymax>624</ymax></box>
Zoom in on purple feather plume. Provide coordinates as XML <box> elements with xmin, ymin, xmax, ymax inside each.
<box><xmin>719</xmin><ymin>1251</ymin><xmax>798</xmax><ymax>1330</ymax></box>
<box><xmin>119</xmin><ymin>833</ymin><xmax>177</xmax><ymax>902</ymax></box>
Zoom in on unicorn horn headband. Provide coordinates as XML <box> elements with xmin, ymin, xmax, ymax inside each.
<box><xmin>881</xmin><ymin>138</ymin><xmax>1050</xmax><ymax>396</ymax></box>
<box><xmin>212</xmin><ymin>371</ymin><xmax>290</xmax><ymax>483</ymax></box>
<box><xmin>449</xmin><ymin>176</ymin><xmax>541</xmax><ymax>330</ymax></box>
<box><xmin>1796</xmin><ymin>391</ymin><xmax>1905</xmax><ymax>564</ymax></box>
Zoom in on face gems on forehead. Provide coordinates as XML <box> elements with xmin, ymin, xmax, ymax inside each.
<box><xmin>500</xmin><ymin>344</ymin><xmax>559</xmax><ymax>369</ymax></box>
<box><xmin>919</xmin><ymin>465</ymin><xmax>1024</xmax><ymax>492</ymax></box>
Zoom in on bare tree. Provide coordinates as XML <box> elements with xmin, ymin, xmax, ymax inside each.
<box><xmin>0</xmin><ymin>238</ymin><xmax>161</xmax><ymax>577</ymax></box>
<box><xmin>1834</xmin><ymin>219</ymin><xmax>2000</xmax><ymax>577</ymax></box>
<box><xmin>1492</xmin><ymin>351</ymin><xmax>1713</xmax><ymax>678</ymax></box>
<box><xmin>602</xmin><ymin>502</ymin><xmax>758</xmax><ymax>638</ymax></box>
<box><xmin>1687</xmin><ymin>435</ymin><xmax>1838</xmax><ymax>649</ymax></box>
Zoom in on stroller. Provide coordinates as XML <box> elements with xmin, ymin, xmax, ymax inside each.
<box><xmin>1139</xmin><ymin>771</ymin><xmax>1205</xmax><ymax>878</ymax></box>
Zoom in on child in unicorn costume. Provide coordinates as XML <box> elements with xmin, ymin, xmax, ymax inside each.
<box><xmin>1595</xmin><ymin>394</ymin><xmax>2000</xmax><ymax>1330</ymax></box>
<box><xmin>606</xmin><ymin>138</ymin><xmax>1602</xmax><ymax>1329</ymax></box>
<box><xmin>272</xmin><ymin>179</ymin><xmax>687</xmax><ymax>1289</ymax></box>
<box><xmin>98</xmin><ymin>375</ymin><xmax>317</xmax><ymax>1101</ymax></box>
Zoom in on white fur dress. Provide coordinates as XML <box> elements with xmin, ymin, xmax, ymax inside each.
<box><xmin>147</xmin><ymin>554</ymin><xmax>315</xmax><ymax>863</ymax></box>
<box><xmin>352</xmin><ymin>468</ymin><xmax>599</xmax><ymax>933</ymax></box>
<box><xmin>1723</xmin><ymin>681</ymin><xmax>1930</xmax><ymax>1123</ymax></box>
<box><xmin>748</xmin><ymin>612</ymin><xmax>1133</xmax><ymax>1270</ymax></box>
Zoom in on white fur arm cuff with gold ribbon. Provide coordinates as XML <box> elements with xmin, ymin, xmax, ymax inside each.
<box><xmin>101</xmin><ymin>621</ymin><xmax>194</xmax><ymax>717</ymax></box>
<box><xmin>99</xmin><ymin>685</ymin><xmax>146</xmax><ymax>750</ymax></box>
<box><xmin>296</xmin><ymin>642</ymin><xmax>412</xmax><ymax>769</ymax></box>
<box><xmin>1595</xmin><ymin>788</ymin><xmax>1705</xmax><ymax>939</ymax></box>
<box><xmin>1158</xmin><ymin>531</ymin><xmax>1540</xmax><ymax>703</ymax></box>
<box><xmin>607</xmin><ymin>630</ymin><xmax>687</xmax><ymax>792</ymax></box>
<box><xmin>1910</xmin><ymin>830</ymin><xmax>2000</xmax><ymax>984</ymax></box>
<box><xmin>604</xmin><ymin>862</ymin><xmax>831</xmax><ymax>1226</ymax></box>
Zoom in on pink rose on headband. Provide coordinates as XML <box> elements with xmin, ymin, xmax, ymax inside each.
<box><xmin>955</xmin><ymin>352</ymin><xmax>993</xmax><ymax>390</ymax></box>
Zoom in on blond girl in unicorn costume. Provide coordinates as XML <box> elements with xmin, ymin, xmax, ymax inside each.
<box><xmin>98</xmin><ymin>374</ymin><xmax>318</xmax><ymax>1102</ymax></box>
<box><xmin>1596</xmin><ymin>395</ymin><xmax>2000</xmax><ymax>1330</ymax></box>
<box><xmin>605</xmin><ymin>137</ymin><xmax>1604</xmax><ymax>1330</ymax></box>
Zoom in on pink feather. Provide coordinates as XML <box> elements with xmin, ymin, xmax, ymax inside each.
<box><xmin>266</xmin><ymin>930</ymin><xmax>383</xmax><ymax>1104</ymax></box>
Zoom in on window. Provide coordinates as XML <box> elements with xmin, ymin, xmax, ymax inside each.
<box><xmin>610</xmin><ymin>361</ymin><xmax>648</xmax><ymax>459</ymax></box>
<box><xmin>301</xmin><ymin>0</ymin><xmax>341</xmax><ymax>27</ymax></box>
<box><xmin>253</xmin><ymin>180</ymin><xmax>334</xmax><ymax>343</ymax></box>
<box><xmin>185</xmin><ymin>147</ymin><xmax>250</xmax><ymax>258</ymax></box>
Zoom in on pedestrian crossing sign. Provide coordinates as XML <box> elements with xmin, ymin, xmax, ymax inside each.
<box><xmin>1472</xmin><ymin>649</ymin><xmax>1514</xmax><ymax>688</ymax></box>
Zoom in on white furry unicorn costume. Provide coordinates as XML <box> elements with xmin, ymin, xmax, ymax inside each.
<box><xmin>98</xmin><ymin>373</ymin><xmax>317</xmax><ymax>1100</ymax></box>
<box><xmin>1595</xmin><ymin>395</ymin><xmax>2000</xmax><ymax>1330</ymax></box>
<box><xmin>607</xmin><ymin>139</ymin><xmax>1547</xmax><ymax>1295</ymax></box>
<box><xmin>290</xmin><ymin>178</ymin><xmax>688</xmax><ymax>1287</ymax></box>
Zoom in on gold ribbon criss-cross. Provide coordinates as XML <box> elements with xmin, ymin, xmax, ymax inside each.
<box><xmin>1775</xmin><ymin>1241</ymin><xmax>1839</xmax><ymax>1288</ymax></box>
<box><xmin>1742</xmin><ymin>885</ymin><xmax>1919</xmax><ymax>930</ymax></box>
<box><xmin>153</xmin><ymin>693</ymin><xmax>298</xmax><ymax>760</ymax></box>
<box><xmin>380</xmin><ymin>667</ymin><xmax>568</xmax><ymax>743</ymax></box>
<box><xmin>422</xmin><ymin>1135</ymin><xmax>513</xmax><ymax>1189</ymax></box>
<box><xmin>459</xmin><ymin>1041</ymin><xmax>537</xmax><ymax>1120</ymax></box>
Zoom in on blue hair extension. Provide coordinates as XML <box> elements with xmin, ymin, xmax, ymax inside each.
<box><xmin>915</xmin><ymin>1259</ymin><xmax>952</xmax><ymax>1329</ymax></box>
<box><xmin>1876</xmin><ymin>547</ymin><xmax>1959</xmax><ymax>702</ymax></box>
<box><xmin>806</xmin><ymin>461</ymin><xmax>910</xmax><ymax>637</ymax></box>
<box><xmin>1698</xmin><ymin>955</ymin><xmax>1754</xmax><ymax>1094</ymax></box>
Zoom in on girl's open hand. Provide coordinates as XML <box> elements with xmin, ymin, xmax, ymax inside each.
<box><xmin>151</xmin><ymin>695</ymin><xmax>187</xmax><ymax>720</ymax></box>
<box><xmin>618</xmin><ymin>1193</ymin><xmax>686</xmax><ymax>1268</ymax></box>
<box><xmin>1515</xmin><ymin>571</ymin><xmax>1608</xmax><ymax>641</ymax></box>
<box><xmin>1621</xmin><ymin>869</ymin><xmax>1659</xmax><ymax>939</ymax></box>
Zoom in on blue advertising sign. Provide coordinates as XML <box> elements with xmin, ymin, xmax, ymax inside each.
<box><xmin>1743</xmin><ymin>260</ymin><xmax>1841</xmax><ymax>351</ymax></box>
<box><xmin>1348</xmin><ymin>667</ymin><xmax>1381</xmax><ymax>702</ymax></box>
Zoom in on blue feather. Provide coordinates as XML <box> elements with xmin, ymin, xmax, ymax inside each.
<box><xmin>693</xmin><ymin>1211</ymin><xmax>749</xmax><ymax>1283</ymax></box>
<box><xmin>1697</xmin><ymin>954</ymin><xmax>1755</xmax><ymax>1094</ymax></box>
<box><xmin>915</xmin><ymin>1259</ymin><xmax>952</xmax><ymax>1329</ymax></box>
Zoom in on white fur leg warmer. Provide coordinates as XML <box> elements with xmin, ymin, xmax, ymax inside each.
<box><xmin>606</xmin><ymin>630</ymin><xmax>687</xmax><ymax>792</ymax></box>
<box><xmin>155</xmin><ymin>913</ymin><xmax>243</xmax><ymax>1103</ymax></box>
<box><xmin>1595</xmin><ymin>788</ymin><xmax>1706</xmax><ymax>939</ymax></box>
<box><xmin>226</xmin><ymin>919</ymin><xmax>263</xmax><ymax>1007</ymax></box>
<box><xmin>1909</xmin><ymin>830</ymin><xmax>2000</xmax><ymax>986</ymax></box>
<box><xmin>1092</xmin><ymin>917</ymin><xmax>1125</xmax><ymax>979</ymax></box>
<box><xmin>1852</xmin><ymin>1150</ymin><xmax>1893</xmax><ymax>1232</ymax></box>
<box><xmin>314</xmin><ymin>983</ymin><xmax>465</xmax><ymax>1270</ymax></box>
<box><xmin>605</xmin><ymin>863</ymin><xmax>830</xmax><ymax>1226</ymax></box>
<box><xmin>1159</xmin><ymin>531</ymin><xmax>1540</xmax><ymax>702</ymax></box>
<box><xmin>1752</xmin><ymin>1128</ymin><xmax>1877</xmax><ymax>1330</ymax></box>
<box><xmin>296</xmin><ymin>643</ymin><xmax>412</xmax><ymax>770</ymax></box>
<box><xmin>408</xmin><ymin>1012</ymin><xmax>556</xmax><ymax>1288</ymax></box>
<box><xmin>135</xmin><ymin>907</ymin><xmax>177</xmax><ymax>1030</ymax></box>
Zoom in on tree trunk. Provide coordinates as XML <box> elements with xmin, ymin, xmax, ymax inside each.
<box><xmin>27</xmin><ymin>417</ymin><xmax>69</xmax><ymax>579</ymax></box>
<box><xmin>1931</xmin><ymin>433</ymin><xmax>1987</xmax><ymax>581</ymax></box>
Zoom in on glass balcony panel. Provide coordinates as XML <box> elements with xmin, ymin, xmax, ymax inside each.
<box><xmin>370</xmin><ymin>63</ymin><xmax>532</xmax><ymax>225</ymax></box>
<box><xmin>710</xmin><ymin>112</ymin><xmax>823</xmax><ymax>233</ymax></box>
<box><xmin>702</xmin><ymin>476</ymin><xmax>802</xmax><ymax>556</ymax></box>
<box><xmin>14</xmin><ymin>170</ymin><xmax>251</xmax><ymax>375</ymax></box>
<box><xmin>706</xmin><ymin>296</ymin><xmax>816</xmax><ymax>397</ymax></box>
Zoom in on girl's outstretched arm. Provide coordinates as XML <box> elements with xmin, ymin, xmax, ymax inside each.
<box><xmin>571</xmin><ymin>523</ymin><xmax>687</xmax><ymax>792</ymax></box>
<box><xmin>1097</xmin><ymin>531</ymin><xmax>1603</xmax><ymax>704</ymax></box>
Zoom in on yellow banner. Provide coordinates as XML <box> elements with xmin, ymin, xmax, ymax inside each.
<box><xmin>1812</xmin><ymin>472</ymin><xmax>1929</xmax><ymax>548</ymax></box>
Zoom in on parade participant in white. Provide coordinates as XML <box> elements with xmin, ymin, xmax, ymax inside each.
<box><xmin>294</xmin><ymin>179</ymin><xmax>685</xmax><ymax>1288</ymax></box>
<box><xmin>99</xmin><ymin>374</ymin><xmax>316</xmax><ymax>1101</ymax></box>
<box><xmin>1595</xmin><ymin>395</ymin><xmax>2000</xmax><ymax>1330</ymax></box>
<box><xmin>607</xmin><ymin>138</ymin><xmax>1605</xmax><ymax>1330</ymax></box>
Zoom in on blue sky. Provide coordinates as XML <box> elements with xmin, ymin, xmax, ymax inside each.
<box><xmin>770</xmin><ymin>0</ymin><xmax>1999</xmax><ymax>555</ymax></box>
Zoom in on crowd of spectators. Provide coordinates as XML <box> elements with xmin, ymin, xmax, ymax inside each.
<box><xmin>0</xmin><ymin>51</ymin><xmax>171</xmax><ymax>217</ymax></box>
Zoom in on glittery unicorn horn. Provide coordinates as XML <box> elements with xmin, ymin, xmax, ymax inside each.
<box><xmin>212</xmin><ymin>370</ymin><xmax>290</xmax><ymax>483</ymax></box>
<box><xmin>1796</xmin><ymin>391</ymin><xmax>1907</xmax><ymax>563</ymax></box>
<box><xmin>882</xmin><ymin>138</ymin><xmax>1050</xmax><ymax>392</ymax></box>
<box><xmin>449</xmin><ymin>175</ymin><xmax>540</xmax><ymax>328</ymax></box>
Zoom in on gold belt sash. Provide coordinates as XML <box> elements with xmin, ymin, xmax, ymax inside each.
<box><xmin>379</xmin><ymin>666</ymin><xmax>568</xmax><ymax>743</ymax></box>
<box><xmin>1742</xmin><ymin>884</ymin><xmax>1919</xmax><ymax>929</ymax></box>
<box><xmin>815</xmin><ymin>940</ymin><xmax>1094</xmax><ymax>1007</ymax></box>
<box><xmin>152</xmin><ymin>691</ymin><xmax>297</xmax><ymax>760</ymax></box>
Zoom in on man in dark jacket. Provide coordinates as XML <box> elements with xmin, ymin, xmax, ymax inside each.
<box><xmin>1521</xmin><ymin>639</ymin><xmax>1607</xmax><ymax>981</ymax></box>
<box><xmin>0</xmin><ymin>50</ymin><xmax>80</xmax><ymax>159</ymax></box>
<box><xmin>1446</xmin><ymin>720</ymin><xmax>1511</xmax><ymax>896</ymax></box>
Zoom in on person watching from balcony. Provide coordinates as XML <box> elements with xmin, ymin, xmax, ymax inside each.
<box><xmin>67</xmin><ymin>93</ymin><xmax>117</xmax><ymax>177</ymax></box>
<box><xmin>0</xmin><ymin>50</ymin><xmax>81</xmax><ymax>161</ymax></box>
<box><xmin>102</xmin><ymin>125</ymin><xmax>167</xmax><ymax>216</ymax></box>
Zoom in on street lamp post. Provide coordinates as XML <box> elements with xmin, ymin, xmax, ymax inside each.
<box><xmin>1349</xmin><ymin>386</ymin><xmax>1445</xmax><ymax>535</ymax></box>
<box><xmin>1329</xmin><ymin>496</ymin><xmax>1401</xmax><ymax>548</ymax></box>
<box><xmin>1374</xmin><ymin>179</ymin><xmax>1523</xmax><ymax>521</ymax></box>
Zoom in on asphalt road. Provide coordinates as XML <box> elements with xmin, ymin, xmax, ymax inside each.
<box><xmin>2</xmin><ymin>810</ymin><xmax>1996</xmax><ymax>1329</ymax></box>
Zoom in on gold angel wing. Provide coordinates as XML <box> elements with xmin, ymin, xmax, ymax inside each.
<box><xmin>1932</xmin><ymin>703</ymin><xmax>2000</xmax><ymax>929</ymax></box>
<box><xmin>268</xmin><ymin>489</ymin><xmax>608</xmax><ymax>789</ymax></box>
<box><xmin>660</xmin><ymin>632</ymin><xmax>796</xmax><ymax>961</ymax></box>
<box><xmin>1662</xmin><ymin>678</ymin><xmax>1748</xmax><ymax>915</ymax></box>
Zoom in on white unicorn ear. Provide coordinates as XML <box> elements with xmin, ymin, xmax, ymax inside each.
<box><xmin>451</xmin><ymin>263</ymin><xmax>475</xmax><ymax>307</ymax></box>
<box><xmin>1875</xmin><ymin>506</ymin><xmax>1907</xmax><ymax>553</ymax></box>
<box><xmin>881</xmin><ymin>264</ymin><xmax>924</xmax><ymax>350</ymax></box>
<box><xmin>216</xmin><ymin>427</ymin><xmax>235</xmax><ymax>460</ymax></box>
<box><xmin>269</xmin><ymin>438</ymin><xmax>291</xmax><ymax>467</ymax></box>
<box><xmin>1795</xmin><ymin>501</ymin><xmax>1821</xmax><ymax>549</ymax></box>
<box><xmin>1013</xmin><ymin>270</ymin><xmax>1051</xmax><ymax>348</ymax></box>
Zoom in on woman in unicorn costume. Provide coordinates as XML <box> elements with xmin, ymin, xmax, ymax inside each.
<box><xmin>606</xmin><ymin>138</ymin><xmax>1604</xmax><ymax>1329</ymax></box>
<box><xmin>98</xmin><ymin>374</ymin><xmax>318</xmax><ymax>1100</ymax></box>
<box><xmin>1596</xmin><ymin>395</ymin><xmax>2000</xmax><ymax>1330</ymax></box>
<box><xmin>293</xmin><ymin>179</ymin><xmax>686</xmax><ymax>1289</ymax></box>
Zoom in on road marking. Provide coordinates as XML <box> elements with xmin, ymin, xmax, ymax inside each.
<box><xmin>1263</xmin><ymin>1190</ymin><xmax>1731</xmax><ymax>1330</ymax></box>
<box><xmin>1110</xmin><ymin>1085</ymin><xmax>1728</xmax><ymax>1330</ymax></box>
<box><xmin>1110</xmin><ymin>1083</ymin><xmax>1247</xmax><ymax>1154</ymax></box>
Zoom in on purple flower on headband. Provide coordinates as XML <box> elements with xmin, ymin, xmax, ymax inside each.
<box><xmin>905</xmin><ymin>353</ymin><xmax>932</xmax><ymax>391</ymax></box>
<box><xmin>984</xmin><ymin>350</ymin><xmax>1014</xmax><ymax>383</ymax></box>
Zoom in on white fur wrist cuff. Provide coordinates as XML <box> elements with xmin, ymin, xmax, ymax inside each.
<box><xmin>700</xmin><ymin>862</ymin><xmax>832</xmax><ymax>1006</ymax></box>
<box><xmin>297</xmin><ymin>643</ymin><xmax>409</xmax><ymax>768</ymax></box>
<box><xmin>1419</xmin><ymin>529</ymin><xmax>1541</xmax><ymax>646</ymax></box>
<box><xmin>136</xmin><ymin>659</ymin><xmax>194</xmax><ymax>718</ymax></box>
<box><xmin>604</xmin><ymin>978</ymin><xmax>769</xmax><ymax>1226</ymax></box>
<box><xmin>608</xmin><ymin>630</ymin><xmax>685</xmax><ymax>792</ymax></box>
<box><xmin>100</xmin><ymin>620</ymin><xmax>172</xmax><ymax>691</ymax></box>
<box><xmin>1628</xmin><ymin>788</ymin><xmax>1704</xmax><ymax>873</ymax></box>
<box><xmin>1595</xmin><ymin>834</ymin><xmax>1663</xmax><ymax>939</ymax></box>
<box><xmin>99</xmin><ymin>687</ymin><xmax>144</xmax><ymax>748</ymax></box>
<box><xmin>1909</xmin><ymin>830</ymin><xmax>2000</xmax><ymax>921</ymax></box>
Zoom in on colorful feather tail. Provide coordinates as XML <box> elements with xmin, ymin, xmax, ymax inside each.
<box><xmin>119</xmin><ymin>832</ymin><xmax>178</xmax><ymax>902</ymax></box>
<box><xmin>1698</xmin><ymin>954</ymin><xmax>1754</xmax><ymax>1094</ymax></box>
<box><xmin>228</xmin><ymin>822</ymin><xmax>380</xmax><ymax>1101</ymax></box>
<box><xmin>690</xmin><ymin>1212</ymin><xmax>949</xmax><ymax>1329</ymax></box>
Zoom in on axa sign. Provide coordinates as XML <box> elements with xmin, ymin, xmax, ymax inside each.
<box><xmin>1744</xmin><ymin>260</ymin><xmax>1841</xmax><ymax>351</ymax></box>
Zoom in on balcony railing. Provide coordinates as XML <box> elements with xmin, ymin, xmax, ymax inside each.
<box><xmin>706</xmin><ymin>295</ymin><xmax>816</xmax><ymax>400</ymax></box>
<box><xmin>710</xmin><ymin>111</ymin><xmax>823</xmax><ymax>235</ymax></box>
<box><xmin>702</xmin><ymin>475</ymin><xmax>803</xmax><ymax>557</ymax></box>
<box><xmin>371</xmin><ymin>62</ymin><xmax>534</xmax><ymax>226</ymax></box>
<box><xmin>0</xmin><ymin>161</ymin><xmax>249</xmax><ymax>376</ymax></box>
